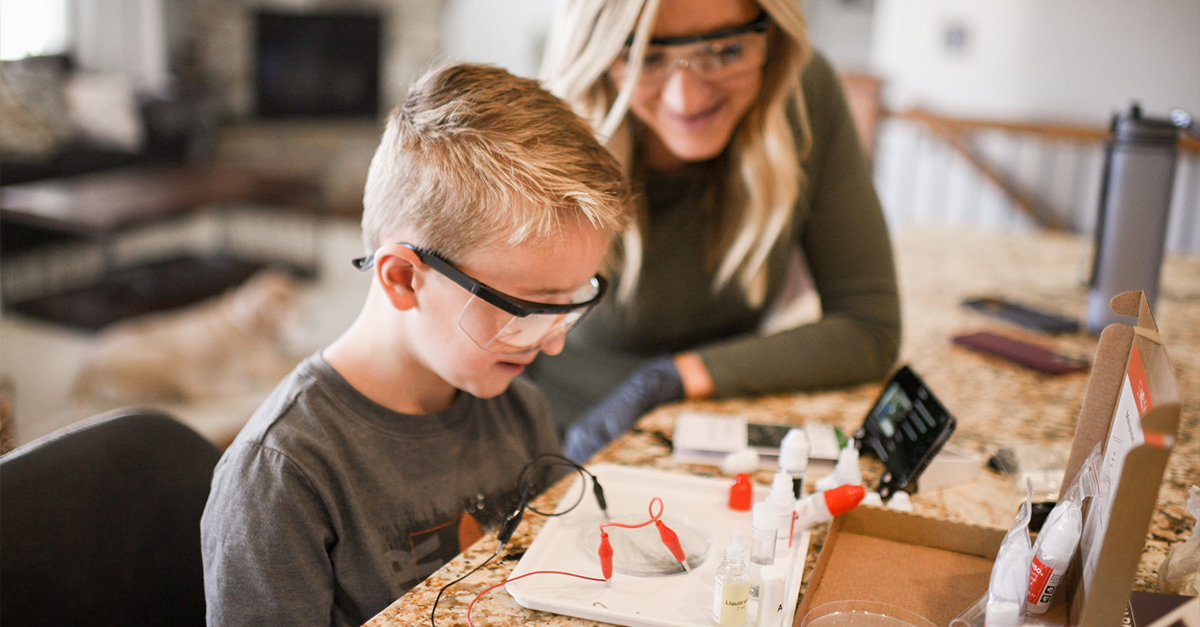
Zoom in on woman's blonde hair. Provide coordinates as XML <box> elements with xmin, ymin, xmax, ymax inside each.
<box><xmin>540</xmin><ymin>0</ymin><xmax>813</xmax><ymax>306</ymax></box>
<box><xmin>362</xmin><ymin>62</ymin><xmax>632</xmax><ymax>262</ymax></box>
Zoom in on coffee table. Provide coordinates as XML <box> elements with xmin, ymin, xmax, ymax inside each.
<box><xmin>1</xmin><ymin>163</ymin><xmax>324</xmax><ymax>330</ymax></box>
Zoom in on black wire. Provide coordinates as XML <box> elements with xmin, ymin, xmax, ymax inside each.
<box><xmin>520</xmin><ymin>453</ymin><xmax>594</xmax><ymax>517</ymax></box>
<box><xmin>429</xmin><ymin>552</ymin><xmax>496</xmax><ymax>627</ymax></box>
<box><xmin>428</xmin><ymin>453</ymin><xmax>607</xmax><ymax>627</ymax></box>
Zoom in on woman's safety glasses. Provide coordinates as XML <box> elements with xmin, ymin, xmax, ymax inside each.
<box><xmin>353</xmin><ymin>244</ymin><xmax>607</xmax><ymax>355</ymax></box>
<box><xmin>612</xmin><ymin>11</ymin><xmax>771</xmax><ymax>89</ymax></box>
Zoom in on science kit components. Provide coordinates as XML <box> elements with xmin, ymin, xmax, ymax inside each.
<box><xmin>748</xmin><ymin>502</ymin><xmax>780</xmax><ymax>599</ymax></box>
<box><xmin>814</xmin><ymin>445</ymin><xmax>862</xmax><ymax>493</ymax></box>
<box><xmin>755</xmin><ymin>566</ymin><xmax>785</xmax><ymax>627</ymax></box>
<box><xmin>765</xmin><ymin>472</ymin><xmax>798</xmax><ymax>549</ymax></box>
<box><xmin>1025</xmin><ymin>447</ymin><xmax>1100</xmax><ymax>615</ymax></box>
<box><xmin>597</xmin><ymin>496</ymin><xmax>691</xmax><ymax>585</ymax></box>
<box><xmin>729</xmin><ymin>473</ymin><xmax>754</xmax><ymax>511</ymax></box>
<box><xmin>777</xmin><ymin>428</ymin><xmax>809</xmax><ymax>499</ymax></box>
<box><xmin>987</xmin><ymin>481</ymin><xmax>1035</xmax><ymax>627</ymax></box>
<box><xmin>795</xmin><ymin>484</ymin><xmax>866</xmax><ymax>531</ymax></box>
<box><xmin>1026</xmin><ymin>500</ymin><xmax>1082</xmax><ymax>614</ymax></box>
<box><xmin>712</xmin><ymin>532</ymin><xmax>751</xmax><ymax>627</ymax></box>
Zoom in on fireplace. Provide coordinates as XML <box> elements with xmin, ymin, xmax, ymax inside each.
<box><xmin>254</xmin><ymin>10</ymin><xmax>382</xmax><ymax>118</ymax></box>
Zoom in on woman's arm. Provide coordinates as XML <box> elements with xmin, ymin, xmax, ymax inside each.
<box><xmin>691</xmin><ymin>52</ymin><xmax>901</xmax><ymax>398</ymax></box>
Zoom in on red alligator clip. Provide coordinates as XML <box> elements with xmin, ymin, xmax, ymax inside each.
<box><xmin>655</xmin><ymin>520</ymin><xmax>690</xmax><ymax>572</ymax></box>
<box><xmin>598</xmin><ymin>530</ymin><xmax>614</xmax><ymax>585</ymax></box>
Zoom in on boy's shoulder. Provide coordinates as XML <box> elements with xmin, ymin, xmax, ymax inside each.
<box><xmin>227</xmin><ymin>352</ymin><xmax>337</xmax><ymax>449</ymax></box>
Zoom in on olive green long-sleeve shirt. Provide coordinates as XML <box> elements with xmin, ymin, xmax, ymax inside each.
<box><xmin>527</xmin><ymin>52</ymin><xmax>900</xmax><ymax>433</ymax></box>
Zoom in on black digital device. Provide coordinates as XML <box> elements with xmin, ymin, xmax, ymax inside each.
<box><xmin>962</xmin><ymin>297</ymin><xmax>1081</xmax><ymax>334</ymax></box>
<box><xmin>854</xmin><ymin>365</ymin><xmax>956</xmax><ymax>499</ymax></box>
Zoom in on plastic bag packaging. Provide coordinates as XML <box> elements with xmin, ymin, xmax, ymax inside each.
<box><xmin>992</xmin><ymin>444</ymin><xmax>1070</xmax><ymax>502</ymax></box>
<box><xmin>1159</xmin><ymin>485</ymin><xmax>1200</xmax><ymax>595</ymax></box>
<box><xmin>952</xmin><ymin>479</ymin><xmax>1034</xmax><ymax>627</ymax></box>
<box><xmin>987</xmin><ymin>479</ymin><xmax>1035</xmax><ymax>626</ymax></box>
<box><xmin>1026</xmin><ymin>444</ymin><xmax>1102</xmax><ymax>614</ymax></box>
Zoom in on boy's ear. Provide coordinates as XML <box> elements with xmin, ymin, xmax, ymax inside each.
<box><xmin>375</xmin><ymin>244</ymin><xmax>424</xmax><ymax>311</ymax></box>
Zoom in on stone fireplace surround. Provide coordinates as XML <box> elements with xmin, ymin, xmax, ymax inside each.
<box><xmin>191</xmin><ymin>0</ymin><xmax>445</xmax><ymax>216</ymax></box>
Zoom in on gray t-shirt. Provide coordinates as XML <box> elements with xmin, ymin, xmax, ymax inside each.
<box><xmin>201</xmin><ymin>353</ymin><xmax>560</xmax><ymax>627</ymax></box>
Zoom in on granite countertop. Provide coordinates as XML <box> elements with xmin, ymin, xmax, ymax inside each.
<box><xmin>366</xmin><ymin>228</ymin><xmax>1199</xmax><ymax>627</ymax></box>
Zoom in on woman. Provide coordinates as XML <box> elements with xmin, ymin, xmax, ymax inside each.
<box><xmin>528</xmin><ymin>0</ymin><xmax>901</xmax><ymax>461</ymax></box>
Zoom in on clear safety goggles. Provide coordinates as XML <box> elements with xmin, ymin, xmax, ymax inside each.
<box><xmin>611</xmin><ymin>11</ymin><xmax>771</xmax><ymax>89</ymax></box>
<box><xmin>353</xmin><ymin>243</ymin><xmax>607</xmax><ymax>355</ymax></box>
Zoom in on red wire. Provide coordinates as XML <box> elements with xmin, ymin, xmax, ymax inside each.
<box><xmin>596</xmin><ymin>496</ymin><xmax>688</xmax><ymax>578</ymax></box>
<box><xmin>599</xmin><ymin>496</ymin><xmax>664</xmax><ymax>533</ymax></box>
<box><xmin>467</xmin><ymin>570</ymin><xmax>605</xmax><ymax>627</ymax></box>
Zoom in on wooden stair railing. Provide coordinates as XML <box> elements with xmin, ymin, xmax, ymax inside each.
<box><xmin>887</xmin><ymin>107</ymin><xmax>1199</xmax><ymax>231</ymax></box>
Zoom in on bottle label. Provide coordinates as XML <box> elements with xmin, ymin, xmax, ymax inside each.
<box><xmin>712</xmin><ymin>580</ymin><xmax>749</xmax><ymax>626</ymax></box>
<box><xmin>1027</xmin><ymin>554</ymin><xmax>1063</xmax><ymax>609</ymax></box>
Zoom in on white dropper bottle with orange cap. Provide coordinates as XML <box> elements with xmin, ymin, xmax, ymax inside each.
<box><xmin>794</xmin><ymin>483</ymin><xmax>866</xmax><ymax>532</ymax></box>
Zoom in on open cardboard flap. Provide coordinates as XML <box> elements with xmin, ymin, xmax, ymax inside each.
<box><xmin>797</xmin><ymin>292</ymin><xmax>1181</xmax><ymax>627</ymax></box>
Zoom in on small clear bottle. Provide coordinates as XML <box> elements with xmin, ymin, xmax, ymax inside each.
<box><xmin>765</xmin><ymin>471</ymin><xmax>796</xmax><ymax>551</ymax></box>
<box><xmin>712</xmin><ymin>532</ymin><xmax>750</xmax><ymax>627</ymax></box>
<box><xmin>748</xmin><ymin>502</ymin><xmax>780</xmax><ymax>599</ymax></box>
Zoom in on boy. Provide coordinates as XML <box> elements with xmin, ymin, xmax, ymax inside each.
<box><xmin>201</xmin><ymin>62</ymin><xmax>631</xmax><ymax>627</ymax></box>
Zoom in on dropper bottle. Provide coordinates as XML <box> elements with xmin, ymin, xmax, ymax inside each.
<box><xmin>712</xmin><ymin>532</ymin><xmax>750</xmax><ymax>627</ymax></box>
<box><xmin>794</xmin><ymin>483</ymin><xmax>866</xmax><ymax>532</ymax></box>
<box><xmin>778</xmin><ymin>428</ymin><xmax>810</xmax><ymax>500</ymax></box>
<box><xmin>815</xmin><ymin>445</ymin><xmax>862</xmax><ymax>492</ymax></box>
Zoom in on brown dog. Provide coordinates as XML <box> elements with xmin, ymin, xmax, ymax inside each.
<box><xmin>73</xmin><ymin>268</ymin><xmax>301</xmax><ymax>406</ymax></box>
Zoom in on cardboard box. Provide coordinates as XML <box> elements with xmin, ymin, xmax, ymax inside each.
<box><xmin>797</xmin><ymin>292</ymin><xmax>1182</xmax><ymax>627</ymax></box>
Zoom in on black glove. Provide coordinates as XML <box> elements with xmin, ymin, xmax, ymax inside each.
<box><xmin>562</xmin><ymin>356</ymin><xmax>684</xmax><ymax>463</ymax></box>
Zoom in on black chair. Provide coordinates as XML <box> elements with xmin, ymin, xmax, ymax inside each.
<box><xmin>1</xmin><ymin>408</ymin><xmax>221</xmax><ymax>626</ymax></box>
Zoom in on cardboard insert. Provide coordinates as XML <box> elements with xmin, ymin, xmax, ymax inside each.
<box><xmin>798</xmin><ymin>507</ymin><xmax>1006</xmax><ymax>626</ymax></box>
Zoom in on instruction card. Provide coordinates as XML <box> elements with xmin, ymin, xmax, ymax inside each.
<box><xmin>672</xmin><ymin>412</ymin><xmax>840</xmax><ymax>468</ymax></box>
<box><xmin>1080</xmin><ymin>344</ymin><xmax>1150</xmax><ymax>593</ymax></box>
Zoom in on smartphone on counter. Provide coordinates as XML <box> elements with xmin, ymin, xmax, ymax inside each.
<box><xmin>952</xmin><ymin>331</ymin><xmax>1089</xmax><ymax>375</ymax></box>
<box><xmin>962</xmin><ymin>297</ymin><xmax>1080</xmax><ymax>334</ymax></box>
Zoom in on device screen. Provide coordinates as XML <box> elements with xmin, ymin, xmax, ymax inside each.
<box><xmin>859</xmin><ymin>365</ymin><xmax>955</xmax><ymax>496</ymax></box>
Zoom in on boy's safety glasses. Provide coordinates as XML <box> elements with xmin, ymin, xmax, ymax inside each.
<box><xmin>612</xmin><ymin>11</ymin><xmax>771</xmax><ymax>89</ymax></box>
<box><xmin>353</xmin><ymin>243</ymin><xmax>607</xmax><ymax>355</ymax></box>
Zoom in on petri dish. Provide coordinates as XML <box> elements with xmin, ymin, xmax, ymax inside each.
<box><xmin>801</xmin><ymin>601</ymin><xmax>936</xmax><ymax>627</ymax></box>
<box><xmin>578</xmin><ymin>513</ymin><xmax>710</xmax><ymax>576</ymax></box>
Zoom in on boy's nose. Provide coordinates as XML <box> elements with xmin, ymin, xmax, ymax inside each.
<box><xmin>537</xmin><ymin>332</ymin><xmax>568</xmax><ymax>356</ymax></box>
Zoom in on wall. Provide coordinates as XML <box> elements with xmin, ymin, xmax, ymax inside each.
<box><xmin>439</xmin><ymin>0</ymin><xmax>557</xmax><ymax>78</ymax></box>
<box><xmin>870</xmin><ymin>0</ymin><xmax>1200</xmax><ymax>124</ymax></box>
<box><xmin>868</xmin><ymin>0</ymin><xmax>1200</xmax><ymax>255</ymax></box>
<box><xmin>802</xmin><ymin>0</ymin><xmax>875</xmax><ymax>72</ymax></box>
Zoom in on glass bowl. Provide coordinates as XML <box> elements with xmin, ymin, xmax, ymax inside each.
<box><xmin>801</xmin><ymin>600</ymin><xmax>936</xmax><ymax>627</ymax></box>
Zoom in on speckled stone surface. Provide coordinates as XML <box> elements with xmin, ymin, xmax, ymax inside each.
<box><xmin>365</xmin><ymin>229</ymin><xmax>1199</xmax><ymax>627</ymax></box>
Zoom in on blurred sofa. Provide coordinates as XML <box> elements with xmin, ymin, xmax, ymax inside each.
<box><xmin>0</xmin><ymin>54</ymin><xmax>215</xmax><ymax>187</ymax></box>
<box><xmin>0</xmin><ymin>55</ymin><xmax>216</xmax><ymax>254</ymax></box>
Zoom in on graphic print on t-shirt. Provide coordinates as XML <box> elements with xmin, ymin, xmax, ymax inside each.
<box><xmin>382</xmin><ymin>486</ymin><xmax>525</xmax><ymax>591</ymax></box>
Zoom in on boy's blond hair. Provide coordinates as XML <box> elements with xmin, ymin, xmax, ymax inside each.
<box><xmin>362</xmin><ymin>62</ymin><xmax>632</xmax><ymax>261</ymax></box>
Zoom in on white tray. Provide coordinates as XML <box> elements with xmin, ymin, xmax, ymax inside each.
<box><xmin>507</xmin><ymin>463</ymin><xmax>808</xmax><ymax>627</ymax></box>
